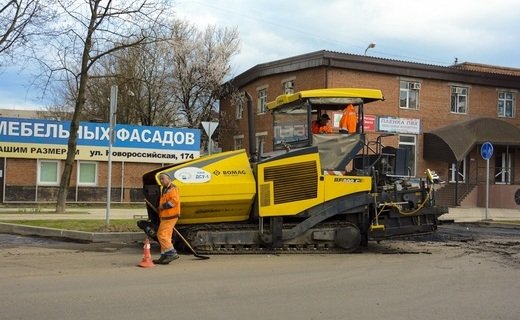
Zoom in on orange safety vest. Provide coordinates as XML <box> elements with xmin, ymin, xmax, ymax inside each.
<box><xmin>311</xmin><ymin>120</ymin><xmax>321</xmax><ymax>134</ymax></box>
<box><xmin>339</xmin><ymin>105</ymin><xmax>357</xmax><ymax>133</ymax></box>
<box><xmin>319</xmin><ymin>123</ymin><xmax>332</xmax><ymax>134</ymax></box>
<box><xmin>312</xmin><ymin>120</ymin><xmax>332</xmax><ymax>134</ymax></box>
<box><xmin>159</xmin><ymin>183</ymin><xmax>180</xmax><ymax>219</ymax></box>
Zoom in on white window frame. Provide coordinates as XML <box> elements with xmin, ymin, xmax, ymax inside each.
<box><xmin>255</xmin><ymin>131</ymin><xmax>268</xmax><ymax>156</ymax></box>
<box><xmin>398</xmin><ymin>134</ymin><xmax>417</xmax><ymax>176</ymax></box>
<box><xmin>450</xmin><ymin>86</ymin><xmax>468</xmax><ymax>114</ymax></box>
<box><xmin>399</xmin><ymin>80</ymin><xmax>420</xmax><ymax>110</ymax></box>
<box><xmin>497</xmin><ymin>90</ymin><xmax>515</xmax><ymax>118</ymax></box>
<box><xmin>77</xmin><ymin>161</ymin><xmax>98</xmax><ymax>186</ymax></box>
<box><xmin>235</xmin><ymin>103</ymin><xmax>244</xmax><ymax>120</ymax></box>
<box><xmin>37</xmin><ymin>160</ymin><xmax>60</xmax><ymax>186</ymax></box>
<box><xmin>257</xmin><ymin>87</ymin><xmax>268</xmax><ymax>114</ymax></box>
<box><xmin>282</xmin><ymin>79</ymin><xmax>295</xmax><ymax>95</ymax></box>
<box><xmin>234</xmin><ymin>135</ymin><xmax>244</xmax><ymax>151</ymax></box>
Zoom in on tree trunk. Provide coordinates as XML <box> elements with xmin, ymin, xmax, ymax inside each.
<box><xmin>55</xmin><ymin>26</ymin><xmax>94</xmax><ymax>213</ymax></box>
<box><xmin>55</xmin><ymin>93</ymin><xmax>85</xmax><ymax>213</ymax></box>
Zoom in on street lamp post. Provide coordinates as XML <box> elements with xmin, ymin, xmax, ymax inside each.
<box><xmin>364</xmin><ymin>42</ymin><xmax>376</xmax><ymax>55</ymax></box>
<box><xmin>106</xmin><ymin>85</ymin><xmax>118</xmax><ymax>226</ymax></box>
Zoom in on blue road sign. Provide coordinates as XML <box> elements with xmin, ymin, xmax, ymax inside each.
<box><xmin>481</xmin><ymin>142</ymin><xmax>494</xmax><ymax>160</ymax></box>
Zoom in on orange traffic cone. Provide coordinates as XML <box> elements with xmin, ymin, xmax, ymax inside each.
<box><xmin>138</xmin><ymin>237</ymin><xmax>155</xmax><ymax>268</ymax></box>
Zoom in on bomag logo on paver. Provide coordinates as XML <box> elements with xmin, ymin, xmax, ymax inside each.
<box><xmin>213</xmin><ymin>169</ymin><xmax>247</xmax><ymax>176</ymax></box>
<box><xmin>223</xmin><ymin>169</ymin><xmax>247</xmax><ymax>176</ymax></box>
<box><xmin>334</xmin><ymin>177</ymin><xmax>362</xmax><ymax>183</ymax></box>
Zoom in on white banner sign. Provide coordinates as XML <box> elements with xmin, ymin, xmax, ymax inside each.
<box><xmin>378</xmin><ymin>116</ymin><xmax>421</xmax><ymax>134</ymax></box>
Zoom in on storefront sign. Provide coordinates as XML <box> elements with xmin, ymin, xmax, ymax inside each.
<box><xmin>363</xmin><ymin>115</ymin><xmax>376</xmax><ymax>132</ymax></box>
<box><xmin>378</xmin><ymin>116</ymin><xmax>421</xmax><ymax>134</ymax></box>
<box><xmin>0</xmin><ymin>117</ymin><xmax>200</xmax><ymax>163</ymax></box>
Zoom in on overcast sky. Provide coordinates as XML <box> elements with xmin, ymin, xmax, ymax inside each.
<box><xmin>1</xmin><ymin>0</ymin><xmax>519</xmax><ymax>110</ymax></box>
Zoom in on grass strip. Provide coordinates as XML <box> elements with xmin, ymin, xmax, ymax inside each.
<box><xmin>0</xmin><ymin>219</ymin><xmax>140</xmax><ymax>232</ymax></box>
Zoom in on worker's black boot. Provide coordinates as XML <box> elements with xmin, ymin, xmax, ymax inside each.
<box><xmin>153</xmin><ymin>251</ymin><xmax>179</xmax><ymax>265</ymax></box>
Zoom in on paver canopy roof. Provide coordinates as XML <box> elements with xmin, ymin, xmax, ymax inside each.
<box><xmin>424</xmin><ymin>117</ymin><xmax>520</xmax><ymax>163</ymax></box>
<box><xmin>266</xmin><ymin>88</ymin><xmax>384</xmax><ymax>111</ymax></box>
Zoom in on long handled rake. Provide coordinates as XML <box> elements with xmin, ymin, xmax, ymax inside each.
<box><xmin>144</xmin><ymin>198</ymin><xmax>210</xmax><ymax>260</ymax></box>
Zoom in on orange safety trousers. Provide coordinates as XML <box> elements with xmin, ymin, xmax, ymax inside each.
<box><xmin>157</xmin><ymin>216</ymin><xmax>178</xmax><ymax>252</ymax></box>
<box><xmin>158</xmin><ymin>183</ymin><xmax>180</xmax><ymax>252</ymax></box>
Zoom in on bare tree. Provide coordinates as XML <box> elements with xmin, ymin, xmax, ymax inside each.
<box><xmin>84</xmin><ymin>41</ymin><xmax>180</xmax><ymax>127</ymax></box>
<box><xmin>78</xmin><ymin>19</ymin><xmax>240</xmax><ymax>131</ymax></box>
<box><xmin>43</xmin><ymin>0</ymin><xmax>172</xmax><ymax>213</ymax></box>
<box><xmin>0</xmin><ymin>0</ymin><xmax>53</xmax><ymax>60</ymax></box>
<box><xmin>167</xmin><ymin>22</ymin><xmax>240</xmax><ymax>128</ymax></box>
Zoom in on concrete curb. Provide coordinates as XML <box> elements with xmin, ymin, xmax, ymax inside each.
<box><xmin>0</xmin><ymin>222</ymin><xmax>144</xmax><ymax>243</ymax></box>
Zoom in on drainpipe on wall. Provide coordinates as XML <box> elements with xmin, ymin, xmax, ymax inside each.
<box><xmin>245</xmin><ymin>91</ymin><xmax>257</xmax><ymax>162</ymax></box>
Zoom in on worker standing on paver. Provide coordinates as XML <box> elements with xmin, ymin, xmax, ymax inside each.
<box><xmin>339</xmin><ymin>104</ymin><xmax>357</xmax><ymax>134</ymax></box>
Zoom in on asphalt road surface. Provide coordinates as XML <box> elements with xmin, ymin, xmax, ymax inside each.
<box><xmin>0</xmin><ymin>224</ymin><xmax>519</xmax><ymax>320</ymax></box>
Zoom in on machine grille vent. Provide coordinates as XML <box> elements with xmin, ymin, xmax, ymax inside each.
<box><xmin>264</xmin><ymin>161</ymin><xmax>318</xmax><ymax>204</ymax></box>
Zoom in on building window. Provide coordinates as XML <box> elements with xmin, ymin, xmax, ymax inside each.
<box><xmin>234</xmin><ymin>135</ymin><xmax>244</xmax><ymax>150</ymax></box>
<box><xmin>399</xmin><ymin>135</ymin><xmax>416</xmax><ymax>176</ymax></box>
<box><xmin>399</xmin><ymin>81</ymin><xmax>420</xmax><ymax>109</ymax></box>
<box><xmin>498</xmin><ymin>91</ymin><xmax>515</xmax><ymax>118</ymax></box>
<box><xmin>235</xmin><ymin>103</ymin><xmax>244</xmax><ymax>120</ymax></box>
<box><xmin>257</xmin><ymin>88</ymin><xmax>267</xmax><ymax>114</ymax></box>
<box><xmin>282</xmin><ymin>80</ymin><xmax>294</xmax><ymax>95</ymax></box>
<box><xmin>78</xmin><ymin>161</ymin><xmax>97</xmax><ymax>186</ymax></box>
<box><xmin>255</xmin><ymin>132</ymin><xmax>268</xmax><ymax>156</ymax></box>
<box><xmin>450</xmin><ymin>86</ymin><xmax>468</xmax><ymax>114</ymax></box>
<box><xmin>38</xmin><ymin>160</ymin><xmax>60</xmax><ymax>185</ymax></box>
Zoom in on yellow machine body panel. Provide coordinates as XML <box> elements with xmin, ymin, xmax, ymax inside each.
<box><xmin>154</xmin><ymin>150</ymin><xmax>256</xmax><ymax>224</ymax></box>
<box><xmin>256</xmin><ymin>150</ymin><xmax>324</xmax><ymax>217</ymax></box>
<box><xmin>255</xmin><ymin>147</ymin><xmax>371</xmax><ymax>217</ymax></box>
<box><xmin>322</xmin><ymin>173</ymin><xmax>372</xmax><ymax>200</ymax></box>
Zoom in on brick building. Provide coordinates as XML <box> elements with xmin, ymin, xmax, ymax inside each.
<box><xmin>218</xmin><ymin>50</ymin><xmax>520</xmax><ymax>209</ymax></box>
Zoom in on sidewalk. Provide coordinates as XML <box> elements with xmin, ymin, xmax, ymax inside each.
<box><xmin>439</xmin><ymin>207</ymin><xmax>520</xmax><ymax>223</ymax></box>
<box><xmin>0</xmin><ymin>206</ymin><xmax>518</xmax><ymax>243</ymax></box>
<box><xmin>0</xmin><ymin>206</ymin><xmax>517</xmax><ymax>222</ymax></box>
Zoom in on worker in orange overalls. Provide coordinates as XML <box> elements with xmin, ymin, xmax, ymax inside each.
<box><xmin>153</xmin><ymin>173</ymin><xmax>181</xmax><ymax>265</ymax></box>
<box><xmin>339</xmin><ymin>104</ymin><xmax>357</xmax><ymax>134</ymax></box>
<box><xmin>311</xmin><ymin>114</ymin><xmax>333</xmax><ymax>134</ymax></box>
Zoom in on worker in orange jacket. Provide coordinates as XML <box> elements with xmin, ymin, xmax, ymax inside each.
<box><xmin>153</xmin><ymin>173</ymin><xmax>181</xmax><ymax>265</ymax></box>
<box><xmin>339</xmin><ymin>104</ymin><xmax>357</xmax><ymax>134</ymax></box>
<box><xmin>311</xmin><ymin>114</ymin><xmax>333</xmax><ymax>134</ymax></box>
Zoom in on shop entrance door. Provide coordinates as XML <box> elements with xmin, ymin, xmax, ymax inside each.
<box><xmin>495</xmin><ymin>151</ymin><xmax>512</xmax><ymax>184</ymax></box>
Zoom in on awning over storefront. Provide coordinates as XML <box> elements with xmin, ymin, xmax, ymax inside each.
<box><xmin>424</xmin><ymin>117</ymin><xmax>520</xmax><ymax>163</ymax></box>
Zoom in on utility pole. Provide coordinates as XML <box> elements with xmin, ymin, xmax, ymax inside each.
<box><xmin>106</xmin><ymin>85</ymin><xmax>118</xmax><ymax>226</ymax></box>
